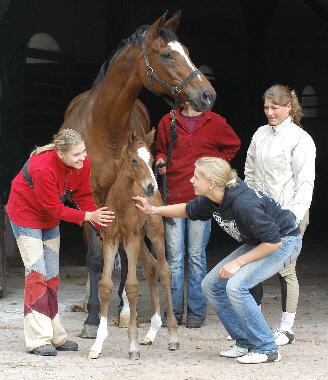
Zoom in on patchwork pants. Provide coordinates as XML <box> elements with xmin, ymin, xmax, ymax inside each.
<box><xmin>10</xmin><ymin>221</ymin><xmax>67</xmax><ymax>351</ymax></box>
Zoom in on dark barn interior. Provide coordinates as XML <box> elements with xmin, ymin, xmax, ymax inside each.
<box><xmin>1</xmin><ymin>0</ymin><xmax>327</xmax><ymax>273</ymax></box>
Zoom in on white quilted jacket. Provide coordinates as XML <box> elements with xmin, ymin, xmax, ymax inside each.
<box><xmin>244</xmin><ymin>117</ymin><xmax>316</xmax><ymax>222</ymax></box>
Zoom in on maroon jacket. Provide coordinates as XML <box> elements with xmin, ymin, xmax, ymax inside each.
<box><xmin>155</xmin><ymin>108</ymin><xmax>241</xmax><ymax>204</ymax></box>
<box><xmin>7</xmin><ymin>149</ymin><xmax>98</xmax><ymax>229</ymax></box>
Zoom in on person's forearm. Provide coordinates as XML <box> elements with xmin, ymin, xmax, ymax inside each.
<box><xmin>151</xmin><ymin>203</ymin><xmax>187</xmax><ymax>218</ymax></box>
<box><xmin>235</xmin><ymin>241</ymin><xmax>282</xmax><ymax>267</ymax></box>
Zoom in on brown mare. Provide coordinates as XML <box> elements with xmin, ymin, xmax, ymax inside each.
<box><xmin>60</xmin><ymin>10</ymin><xmax>216</xmax><ymax>358</ymax></box>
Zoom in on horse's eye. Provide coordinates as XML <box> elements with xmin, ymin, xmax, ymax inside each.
<box><xmin>161</xmin><ymin>52</ymin><xmax>173</xmax><ymax>60</ymax></box>
<box><xmin>131</xmin><ymin>158</ymin><xmax>138</xmax><ymax>165</ymax></box>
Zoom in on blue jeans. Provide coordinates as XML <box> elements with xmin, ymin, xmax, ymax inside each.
<box><xmin>201</xmin><ymin>235</ymin><xmax>302</xmax><ymax>354</ymax></box>
<box><xmin>164</xmin><ymin>217</ymin><xmax>211</xmax><ymax>320</ymax></box>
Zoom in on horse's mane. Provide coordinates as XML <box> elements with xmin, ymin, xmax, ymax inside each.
<box><xmin>92</xmin><ymin>25</ymin><xmax>178</xmax><ymax>88</ymax></box>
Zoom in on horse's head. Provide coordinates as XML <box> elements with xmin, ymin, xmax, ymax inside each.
<box><xmin>123</xmin><ymin>130</ymin><xmax>158</xmax><ymax>197</ymax></box>
<box><xmin>138</xmin><ymin>10</ymin><xmax>216</xmax><ymax>112</ymax></box>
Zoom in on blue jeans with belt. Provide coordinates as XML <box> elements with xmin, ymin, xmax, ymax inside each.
<box><xmin>164</xmin><ymin>217</ymin><xmax>211</xmax><ymax>320</ymax></box>
<box><xmin>201</xmin><ymin>235</ymin><xmax>302</xmax><ymax>354</ymax></box>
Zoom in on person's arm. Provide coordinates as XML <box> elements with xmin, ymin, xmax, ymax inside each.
<box><xmin>244</xmin><ymin>134</ymin><xmax>257</xmax><ymax>188</ymax></box>
<box><xmin>133</xmin><ymin>196</ymin><xmax>187</xmax><ymax>218</ymax></box>
<box><xmin>213</xmin><ymin>116</ymin><xmax>241</xmax><ymax>162</ymax></box>
<box><xmin>219</xmin><ymin>241</ymin><xmax>282</xmax><ymax>279</ymax></box>
<box><xmin>155</xmin><ymin>117</ymin><xmax>169</xmax><ymax>175</ymax></box>
<box><xmin>287</xmin><ymin>133</ymin><xmax>316</xmax><ymax>221</ymax></box>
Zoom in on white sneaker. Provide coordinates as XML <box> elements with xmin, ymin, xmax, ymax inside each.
<box><xmin>273</xmin><ymin>328</ymin><xmax>295</xmax><ymax>346</ymax></box>
<box><xmin>220</xmin><ymin>344</ymin><xmax>249</xmax><ymax>358</ymax></box>
<box><xmin>237</xmin><ymin>350</ymin><xmax>281</xmax><ymax>364</ymax></box>
<box><xmin>226</xmin><ymin>335</ymin><xmax>233</xmax><ymax>340</ymax></box>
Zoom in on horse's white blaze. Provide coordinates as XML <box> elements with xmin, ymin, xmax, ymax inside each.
<box><xmin>137</xmin><ymin>147</ymin><xmax>158</xmax><ymax>192</ymax></box>
<box><xmin>168</xmin><ymin>41</ymin><xmax>203</xmax><ymax>82</ymax></box>
<box><xmin>90</xmin><ymin>316</ymin><xmax>108</xmax><ymax>354</ymax></box>
<box><xmin>145</xmin><ymin>312</ymin><xmax>162</xmax><ymax>342</ymax></box>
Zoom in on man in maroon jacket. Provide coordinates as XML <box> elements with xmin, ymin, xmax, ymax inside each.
<box><xmin>156</xmin><ymin>101</ymin><xmax>240</xmax><ymax>328</ymax></box>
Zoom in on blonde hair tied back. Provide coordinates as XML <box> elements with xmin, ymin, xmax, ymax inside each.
<box><xmin>194</xmin><ymin>157</ymin><xmax>238</xmax><ymax>189</ymax></box>
<box><xmin>263</xmin><ymin>84</ymin><xmax>304</xmax><ymax>127</ymax></box>
<box><xmin>30</xmin><ymin>129</ymin><xmax>84</xmax><ymax>157</ymax></box>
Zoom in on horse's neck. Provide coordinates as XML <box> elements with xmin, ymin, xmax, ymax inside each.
<box><xmin>109</xmin><ymin>161</ymin><xmax>135</xmax><ymax>203</ymax></box>
<box><xmin>93</xmin><ymin>46</ymin><xmax>143</xmax><ymax>154</ymax></box>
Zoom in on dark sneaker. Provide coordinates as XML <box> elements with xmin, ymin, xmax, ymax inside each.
<box><xmin>29</xmin><ymin>344</ymin><xmax>57</xmax><ymax>356</ymax></box>
<box><xmin>186</xmin><ymin>317</ymin><xmax>203</xmax><ymax>328</ymax></box>
<box><xmin>162</xmin><ymin>314</ymin><xmax>182</xmax><ymax>327</ymax></box>
<box><xmin>237</xmin><ymin>350</ymin><xmax>281</xmax><ymax>364</ymax></box>
<box><xmin>55</xmin><ymin>340</ymin><xmax>78</xmax><ymax>351</ymax></box>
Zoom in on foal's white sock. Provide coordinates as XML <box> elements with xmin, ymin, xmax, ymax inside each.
<box><xmin>279</xmin><ymin>311</ymin><xmax>296</xmax><ymax>333</ymax></box>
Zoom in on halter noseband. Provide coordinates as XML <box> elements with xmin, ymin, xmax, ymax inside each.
<box><xmin>141</xmin><ymin>31</ymin><xmax>202</xmax><ymax>110</ymax></box>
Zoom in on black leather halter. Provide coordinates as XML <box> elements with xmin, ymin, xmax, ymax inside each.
<box><xmin>141</xmin><ymin>31</ymin><xmax>202</xmax><ymax>110</ymax></box>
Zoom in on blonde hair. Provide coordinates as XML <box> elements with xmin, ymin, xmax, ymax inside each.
<box><xmin>263</xmin><ymin>84</ymin><xmax>303</xmax><ymax>126</ymax></box>
<box><xmin>194</xmin><ymin>157</ymin><xmax>238</xmax><ymax>189</ymax></box>
<box><xmin>30</xmin><ymin>129</ymin><xmax>84</xmax><ymax>156</ymax></box>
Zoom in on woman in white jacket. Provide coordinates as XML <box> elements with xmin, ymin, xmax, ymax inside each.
<box><xmin>244</xmin><ymin>84</ymin><xmax>316</xmax><ymax>346</ymax></box>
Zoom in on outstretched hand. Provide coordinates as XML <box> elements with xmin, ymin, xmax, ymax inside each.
<box><xmin>133</xmin><ymin>196</ymin><xmax>152</xmax><ymax>215</ymax></box>
<box><xmin>85</xmin><ymin>207</ymin><xmax>115</xmax><ymax>227</ymax></box>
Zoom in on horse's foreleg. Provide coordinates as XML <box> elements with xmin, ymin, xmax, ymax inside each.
<box><xmin>89</xmin><ymin>240</ymin><xmax>117</xmax><ymax>359</ymax></box>
<box><xmin>146</xmin><ymin>216</ymin><xmax>179</xmax><ymax>351</ymax></box>
<box><xmin>81</xmin><ymin>229</ymin><xmax>103</xmax><ymax>338</ymax></box>
<box><xmin>118</xmin><ymin>244</ymin><xmax>130</xmax><ymax>327</ymax></box>
<box><xmin>124</xmin><ymin>236</ymin><xmax>140</xmax><ymax>360</ymax></box>
<box><xmin>138</xmin><ymin>240</ymin><xmax>162</xmax><ymax>345</ymax></box>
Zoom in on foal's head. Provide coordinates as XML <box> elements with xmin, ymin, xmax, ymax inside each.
<box><xmin>122</xmin><ymin>131</ymin><xmax>157</xmax><ymax>197</ymax></box>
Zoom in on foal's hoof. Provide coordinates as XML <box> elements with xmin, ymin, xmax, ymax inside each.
<box><xmin>88</xmin><ymin>350</ymin><xmax>101</xmax><ymax>359</ymax></box>
<box><xmin>139</xmin><ymin>336</ymin><xmax>152</xmax><ymax>346</ymax></box>
<box><xmin>80</xmin><ymin>324</ymin><xmax>98</xmax><ymax>339</ymax></box>
<box><xmin>119</xmin><ymin>314</ymin><xmax>130</xmax><ymax>328</ymax></box>
<box><xmin>128</xmin><ymin>350</ymin><xmax>140</xmax><ymax>360</ymax></box>
<box><xmin>168</xmin><ymin>341</ymin><xmax>179</xmax><ymax>351</ymax></box>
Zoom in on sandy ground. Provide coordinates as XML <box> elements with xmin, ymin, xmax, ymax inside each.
<box><xmin>0</xmin><ymin>238</ymin><xmax>328</xmax><ymax>380</ymax></box>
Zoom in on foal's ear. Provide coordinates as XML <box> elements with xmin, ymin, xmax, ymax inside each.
<box><xmin>144</xmin><ymin>128</ymin><xmax>156</xmax><ymax>147</ymax></box>
<box><xmin>149</xmin><ymin>10</ymin><xmax>168</xmax><ymax>37</ymax></box>
<box><xmin>165</xmin><ymin>10</ymin><xmax>181</xmax><ymax>33</ymax></box>
<box><xmin>128</xmin><ymin>130</ymin><xmax>137</xmax><ymax>142</ymax></box>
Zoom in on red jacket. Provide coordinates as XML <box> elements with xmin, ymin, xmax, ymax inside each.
<box><xmin>155</xmin><ymin>108</ymin><xmax>241</xmax><ymax>204</ymax></box>
<box><xmin>7</xmin><ymin>149</ymin><xmax>98</xmax><ymax>229</ymax></box>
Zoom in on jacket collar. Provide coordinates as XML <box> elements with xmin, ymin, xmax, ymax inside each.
<box><xmin>268</xmin><ymin>116</ymin><xmax>291</xmax><ymax>134</ymax></box>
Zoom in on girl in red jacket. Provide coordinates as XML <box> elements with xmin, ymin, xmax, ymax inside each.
<box><xmin>7</xmin><ymin>129</ymin><xmax>114</xmax><ymax>356</ymax></box>
<box><xmin>156</xmin><ymin>102</ymin><xmax>240</xmax><ymax>328</ymax></box>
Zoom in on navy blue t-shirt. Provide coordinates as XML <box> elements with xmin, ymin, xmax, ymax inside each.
<box><xmin>186</xmin><ymin>178</ymin><xmax>300</xmax><ymax>245</ymax></box>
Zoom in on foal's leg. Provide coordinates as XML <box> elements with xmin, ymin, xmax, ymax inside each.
<box><xmin>124</xmin><ymin>235</ymin><xmax>141</xmax><ymax>359</ymax></box>
<box><xmin>81</xmin><ymin>228</ymin><xmax>103</xmax><ymax>338</ymax></box>
<box><xmin>146</xmin><ymin>212</ymin><xmax>179</xmax><ymax>351</ymax></box>
<box><xmin>138</xmin><ymin>239</ymin><xmax>162</xmax><ymax>345</ymax></box>
<box><xmin>88</xmin><ymin>239</ymin><xmax>117</xmax><ymax>359</ymax></box>
<box><xmin>118</xmin><ymin>244</ymin><xmax>130</xmax><ymax>327</ymax></box>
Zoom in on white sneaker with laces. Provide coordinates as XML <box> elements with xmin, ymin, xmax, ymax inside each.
<box><xmin>220</xmin><ymin>344</ymin><xmax>249</xmax><ymax>358</ymax></box>
<box><xmin>237</xmin><ymin>350</ymin><xmax>281</xmax><ymax>364</ymax></box>
<box><xmin>273</xmin><ymin>328</ymin><xmax>295</xmax><ymax>346</ymax></box>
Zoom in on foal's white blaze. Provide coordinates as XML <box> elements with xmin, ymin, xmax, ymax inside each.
<box><xmin>168</xmin><ymin>41</ymin><xmax>203</xmax><ymax>82</ymax></box>
<box><xmin>137</xmin><ymin>147</ymin><xmax>158</xmax><ymax>192</ymax></box>
<box><xmin>145</xmin><ymin>312</ymin><xmax>162</xmax><ymax>342</ymax></box>
<box><xmin>90</xmin><ymin>316</ymin><xmax>108</xmax><ymax>355</ymax></box>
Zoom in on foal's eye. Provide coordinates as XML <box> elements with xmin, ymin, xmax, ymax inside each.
<box><xmin>161</xmin><ymin>52</ymin><xmax>174</xmax><ymax>60</ymax></box>
<box><xmin>131</xmin><ymin>158</ymin><xmax>138</xmax><ymax>165</ymax></box>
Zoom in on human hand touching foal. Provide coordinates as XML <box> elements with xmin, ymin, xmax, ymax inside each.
<box><xmin>84</xmin><ymin>207</ymin><xmax>115</xmax><ymax>227</ymax></box>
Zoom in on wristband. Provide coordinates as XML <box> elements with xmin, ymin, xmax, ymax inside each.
<box><xmin>149</xmin><ymin>206</ymin><xmax>154</xmax><ymax>215</ymax></box>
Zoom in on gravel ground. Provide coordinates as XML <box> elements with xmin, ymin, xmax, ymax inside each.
<box><xmin>0</xmin><ymin>238</ymin><xmax>327</xmax><ymax>380</ymax></box>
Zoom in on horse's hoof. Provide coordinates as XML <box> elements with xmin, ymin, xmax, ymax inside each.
<box><xmin>168</xmin><ymin>341</ymin><xmax>179</xmax><ymax>351</ymax></box>
<box><xmin>139</xmin><ymin>336</ymin><xmax>152</xmax><ymax>346</ymax></box>
<box><xmin>119</xmin><ymin>314</ymin><xmax>130</xmax><ymax>328</ymax></box>
<box><xmin>88</xmin><ymin>350</ymin><xmax>101</xmax><ymax>359</ymax></box>
<box><xmin>128</xmin><ymin>350</ymin><xmax>140</xmax><ymax>360</ymax></box>
<box><xmin>80</xmin><ymin>324</ymin><xmax>98</xmax><ymax>339</ymax></box>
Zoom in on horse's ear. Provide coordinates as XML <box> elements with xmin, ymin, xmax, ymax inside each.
<box><xmin>144</xmin><ymin>128</ymin><xmax>156</xmax><ymax>147</ymax></box>
<box><xmin>164</xmin><ymin>10</ymin><xmax>181</xmax><ymax>33</ymax></box>
<box><xmin>148</xmin><ymin>10</ymin><xmax>168</xmax><ymax>37</ymax></box>
<box><xmin>128</xmin><ymin>130</ymin><xmax>137</xmax><ymax>143</ymax></box>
